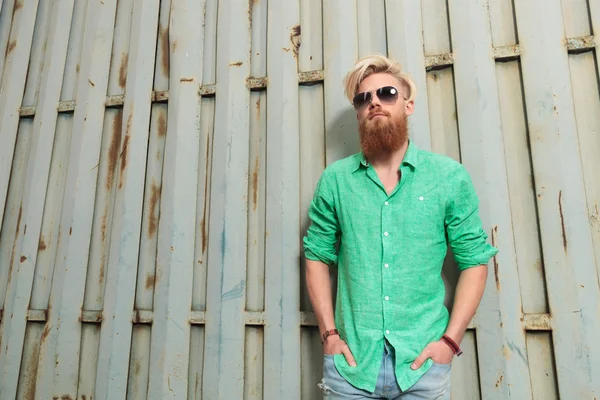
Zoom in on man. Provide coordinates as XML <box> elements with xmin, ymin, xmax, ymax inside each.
<box><xmin>303</xmin><ymin>54</ymin><xmax>498</xmax><ymax>399</ymax></box>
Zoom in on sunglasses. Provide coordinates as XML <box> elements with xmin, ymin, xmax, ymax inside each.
<box><xmin>352</xmin><ymin>86</ymin><xmax>405</xmax><ymax>111</ymax></box>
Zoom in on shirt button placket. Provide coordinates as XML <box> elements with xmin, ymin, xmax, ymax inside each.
<box><xmin>382</xmin><ymin>199</ymin><xmax>392</xmax><ymax>338</ymax></box>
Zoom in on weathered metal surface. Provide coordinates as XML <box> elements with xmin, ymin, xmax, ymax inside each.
<box><xmin>201</xmin><ymin>0</ymin><xmax>250</xmax><ymax>397</ymax></box>
<box><xmin>356</xmin><ymin>0</ymin><xmax>386</xmax><ymax>57</ymax></box>
<box><xmin>94</xmin><ymin>0</ymin><xmax>160</xmax><ymax>398</ymax></box>
<box><xmin>514</xmin><ymin>0</ymin><xmax>600</xmax><ymax>398</ymax></box>
<box><xmin>0</xmin><ymin>1</ymin><xmax>74</xmax><ymax>399</ymax></box>
<box><xmin>0</xmin><ymin>0</ymin><xmax>599</xmax><ymax>398</ymax></box>
<box><xmin>0</xmin><ymin>0</ymin><xmax>39</xmax><ymax>272</ymax></box>
<box><xmin>449</xmin><ymin>1</ymin><xmax>531</xmax><ymax>399</ymax></box>
<box><xmin>385</xmin><ymin>0</ymin><xmax>432</xmax><ymax>151</ymax></box>
<box><xmin>264</xmin><ymin>0</ymin><xmax>302</xmax><ymax>398</ymax></box>
<box><xmin>323</xmin><ymin>0</ymin><xmax>359</xmax><ymax>165</ymax></box>
<box><xmin>33</xmin><ymin>1</ymin><xmax>118</xmax><ymax>398</ymax></box>
<box><xmin>146</xmin><ymin>0</ymin><xmax>205</xmax><ymax>398</ymax></box>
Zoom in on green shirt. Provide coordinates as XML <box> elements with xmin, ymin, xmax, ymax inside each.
<box><xmin>303</xmin><ymin>140</ymin><xmax>498</xmax><ymax>392</ymax></box>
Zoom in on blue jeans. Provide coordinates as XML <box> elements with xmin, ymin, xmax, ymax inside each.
<box><xmin>319</xmin><ymin>341</ymin><xmax>451</xmax><ymax>399</ymax></box>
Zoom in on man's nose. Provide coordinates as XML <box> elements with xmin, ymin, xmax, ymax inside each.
<box><xmin>369</xmin><ymin>93</ymin><xmax>382</xmax><ymax>108</ymax></box>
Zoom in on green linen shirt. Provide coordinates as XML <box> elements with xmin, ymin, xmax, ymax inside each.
<box><xmin>303</xmin><ymin>140</ymin><xmax>498</xmax><ymax>392</ymax></box>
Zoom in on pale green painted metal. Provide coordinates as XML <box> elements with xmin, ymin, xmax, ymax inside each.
<box><xmin>0</xmin><ymin>1</ymin><xmax>73</xmax><ymax>399</ymax></box>
<box><xmin>0</xmin><ymin>0</ymin><xmax>599</xmax><ymax>399</ymax></box>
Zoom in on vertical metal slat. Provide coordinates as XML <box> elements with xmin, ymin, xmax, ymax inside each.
<box><xmin>263</xmin><ymin>0</ymin><xmax>301</xmax><ymax>398</ymax></box>
<box><xmin>201</xmin><ymin>0</ymin><xmax>251</xmax><ymax>397</ymax></box>
<box><xmin>146</xmin><ymin>0</ymin><xmax>205</xmax><ymax>398</ymax></box>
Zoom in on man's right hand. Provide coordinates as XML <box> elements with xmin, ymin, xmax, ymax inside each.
<box><xmin>323</xmin><ymin>336</ymin><xmax>357</xmax><ymax>367</ymax></box>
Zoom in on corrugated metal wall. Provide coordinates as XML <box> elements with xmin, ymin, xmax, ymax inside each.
<box><xmin>0</xmin><ymin>0</ymin><xmax>598</xmax><ymax>399</ymax></box>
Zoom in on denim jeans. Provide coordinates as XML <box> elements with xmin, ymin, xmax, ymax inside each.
<box><xmin>319</xmin><ymin>341</ymin><xmax>451</xmax><ymax>399</ymax></box>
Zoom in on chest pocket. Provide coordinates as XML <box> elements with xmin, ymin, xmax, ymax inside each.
<box><xmin>402</xmin><ymin>194</ymin><xmax>445</xmax><ymax>244</ymax></box>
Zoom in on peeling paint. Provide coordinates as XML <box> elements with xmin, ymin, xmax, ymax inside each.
<box><xmin>145</xmin><ymin>274</ymin><xmax>155</xmax><ymax>290</ymax></box>
<box><xmin>148</xmin><ymin>181</ymin><xmax>161</xmax><ymax>238</ymax></box>
<box><xmin>107</xmin><ymin>109</ymin><xmax>124</xmax><ymax>189</ymax></box>
<box><xmin>118</xmin><ymin>113</ymin><xmax>133</xmax><ymax>189</ymax></box>
<box><xmin>558</xmin><ymin>191</ymin><xmax>567</xmax><ymax>250</ymax></box>
<box><xmin>491</xmin><ymin>226</ymin><xmax>499</xmax><ymax>290</ymax></box>
<box><xmin>161</xmin><ymin>27</ymin><xmax>170</xmax><ymax>75</ymax></box>
<box><xmin>290</xmin><ymin>25</ymin><xmax>301</xmax><ymax>60</ymax></box>
<box><xmin>252</xmin><ymin>157</ymin><xmax>259</xmax><ymax>211</ymax></box>
<box><xmin>119</xmin><ymin>53</ymin><xmax>129</xmax><ymax>88</ymax></box>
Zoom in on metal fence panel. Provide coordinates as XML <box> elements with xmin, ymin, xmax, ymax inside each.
<box><xmin>0</xmin><ymin>0</ymin><xmax>599</xmax><ymax>398</ymax></box>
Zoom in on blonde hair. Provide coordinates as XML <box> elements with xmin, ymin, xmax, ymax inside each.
<box><xmin>343</xmin><ymin>54</ymin><xmax>417</xmax><ymax>104</ymax></box>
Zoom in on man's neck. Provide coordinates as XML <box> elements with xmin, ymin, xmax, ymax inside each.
<box><xmin>367</xmin><ymin>140</ymin><xmax>409</xmax><ymax>173</ymax></box>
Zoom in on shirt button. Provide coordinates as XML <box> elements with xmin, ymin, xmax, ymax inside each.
<box><xmin>384</xmin><ymin>232</ymin><xmax>389</xmax><ymax>236</ymax></box>
<box><xmin>385</xmin><ymin>296</ymin><xmax>389</xmax><ymax>301</ymax></box>
<box><xmin>386</xmin><ymin>330</ymin><xmax>390</xmax><ymax>334</ymax></box>
<box><xmin>384</xmin><ymin>201</ymin><xmax>389</xmax><ymax>206</ymax></box>
<box><xmin>384</xmin><ymin>264</ymin><xmax>389</xmax><ymax>268</ymax></box>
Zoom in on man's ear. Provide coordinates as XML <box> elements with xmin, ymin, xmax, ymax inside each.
<box><xmin>405</xmin><ymin>100</ymin><xmax>415</xmax><ymax>116</ymax></box>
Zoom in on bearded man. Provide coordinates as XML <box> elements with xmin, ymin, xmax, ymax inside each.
<box><xmin>303</xmin><ymin>54</ymin><xmax>498</xmax><ymax>400</ymax></box>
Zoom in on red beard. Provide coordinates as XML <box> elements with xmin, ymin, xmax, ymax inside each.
<box><xmin>358</xmin><ymin>110</ymin><xmax>408</xmax><ymax>160</ymax></box>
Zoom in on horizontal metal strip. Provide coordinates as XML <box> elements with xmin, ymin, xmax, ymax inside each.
<box><xmin>566</xmin><ymin>35</ymin><xmax>595</xmax><ymax>52</ymax></box>
<box><xmin>16</xmin><ymin>34</ymin><xmax>594</xmax><ymax>117</ymax></box>
<box><xmin>11</xmin><ymin>309</ymin><xmax>552</xmax><ymax>330</ymax></box>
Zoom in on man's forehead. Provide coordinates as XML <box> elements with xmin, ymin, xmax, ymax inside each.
<box><xmin>358</xmin><ymin>73</ymin><xmax>401</xmax><ymax>92</ymax></box>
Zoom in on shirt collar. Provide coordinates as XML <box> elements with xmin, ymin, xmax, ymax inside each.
<box><xmin>353</xmin><ymin>140</ymin><xmax>419</xmax><ymax>172</ymax></box>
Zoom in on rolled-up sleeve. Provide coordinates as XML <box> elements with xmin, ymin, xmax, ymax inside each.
<box><xmin>445</xmin><ymin>165</ymin><xmax>498</xmax><ymax>270</ymax></box>
<box><xmin>303</xmin><ymin>171</ymin><xmax>340</xmax><ymax>266</ymax></box>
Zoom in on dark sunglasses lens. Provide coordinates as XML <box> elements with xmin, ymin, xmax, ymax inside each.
<box><xmin>353</xmin><ymin>92</ymin><xmax>371</xmax><ymax>109</ymax></box>
<box><xmin>377</xmin><ymin>86</ymin><xmax>399</xmax><ymax>103</ymax></box>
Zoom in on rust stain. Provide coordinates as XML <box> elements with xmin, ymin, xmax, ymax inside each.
<box><xmin>255</xmin><ymin>97</ymin><xmax>261</xmax><ymax>121</ymax></box>
<box><xmin>158</xmin><ymin>111</ymin><xmax>167</xmax><ymax>137</ymax></box>
<box><xmin>76</xmin><ymin>63</ymin><xmax>80</xmax><ymax>73</ymax></box>
<box><xmin>595</xmin><ymin>201</ymin><xmax>599</xmax><ymax>216</ymax></box>
<box><xmin>69</xmin><ymin>227</ymin><xmax>72</xmax><ymax>235</ymax></box>
<box><xmin>23</xmin><ymin>224</ymin><xmax>27</xmax><ymax>235</ymax></box>
<box><xmin>230</xmin><ymin>61</ymin><xmax>243</xmax><ymax>67</ymax></box>
<box><xmin>119</xmin><ymin>53</ymin><xmax>129</xmax><ymax>88</ymax></box>
<box><xmin>558</xmin><ymin>191</ymin><xmax>567</xmax><ymax>251</ymax></box>
<box><xmin>134</xmin><ymin>360</ymin><xmax>141</xmax><ymax>376</ymax></box>
<box><xmin>252</xmin><ymin>157</ymin><xmax>259</xmax><ymax>211</ymax></box>
<box><xmin>99</xmin><ymin>261</ymin><xmax>105</xmax><ymax>285</ymax></box>
<box><xmin>38</xmin><ymin>236</ymin><xmax>47</xmax><ymax>251</ymax></box>
<box><xmin>101</xmin><ymin>210</ymin><xmax>108</xmax><ymax>243</ymax></box>
<box><xmin>161</xmin><ymin>27</ymin><xmax>170</xmax><ymax>73</ymax></box>
<box><xmin>148</xmin><ymin>182</ymin><xmax>161</xmax><ymax>238</ymax></box>
<box><xmin>16</xmin><ymin>205</ymin><xmax>22</xmax><ymax>236</ymax></box>
<box><xmin>6</xmin><ymin>40</ymin><xmax>16</xmax><ymax>55</ymax></box>
<box><xmin>107</xmin><ymin>109</ymin><xmax>124</xmax><ymax>189</ymax></box>
<box><xmin>118</xmin><ymin>113</ymin><xmax>133</xmax><ymax>189</ymax></box>
<box><xmin>88</xmin><ymin>79</ymin><xmax>95</xmax><ymax>87</ymax></box>
<box><xmin>495</xmin><ymin>375</ymin><xmax>504</xmax><ymax>388</ymax></box>
<box><xmin>41</xmin><ymin>323</ymin><xmax>51</xmax><ymax>342</ymax></box>
<box><xmin>491</xmin><ymin>226</ymin><xmax>499</xmax><ymax>290</ymax></box>
<box><xmin>60</xmin><ymin>395</ymin><xmax>73</xmax><ymax>400</ymax></box>
<box><xmin>20</xmin><ymin>255</ymin><xmax>26</xmax><ymax>263</ymax></box>
<box><xmin>201</xmin><ymin>151</ymin><xmax>210</xmax><ymax>255</ymax></box>
<box><xmin>13</xmin><ymin>1</ymin><xmax>23</xmax><ymax>13</ymax></box>
<box><xmin>180</xmin><ymin>77</ymin><xmax>194</xmax><ymax>82</ymax></box>
<box><xmin>290</xmin><ymin>25</ymin><xmax>301</xmax><ymax>59</ymax></box>
<box><xmin>145</xmin><ymin>274</ymin><xmax>155</xmax><ymax>290</ymax></box>
<box><xmin>172</xmin><ymin>40</ymin><xmax>178</xmax><ymax>52</ymax></box>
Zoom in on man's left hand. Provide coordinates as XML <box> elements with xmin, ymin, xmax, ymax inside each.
<box><xmin>410</xmin><ymin>340</ymin><xmax>454</xmax><ymax>370</ymax></box>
